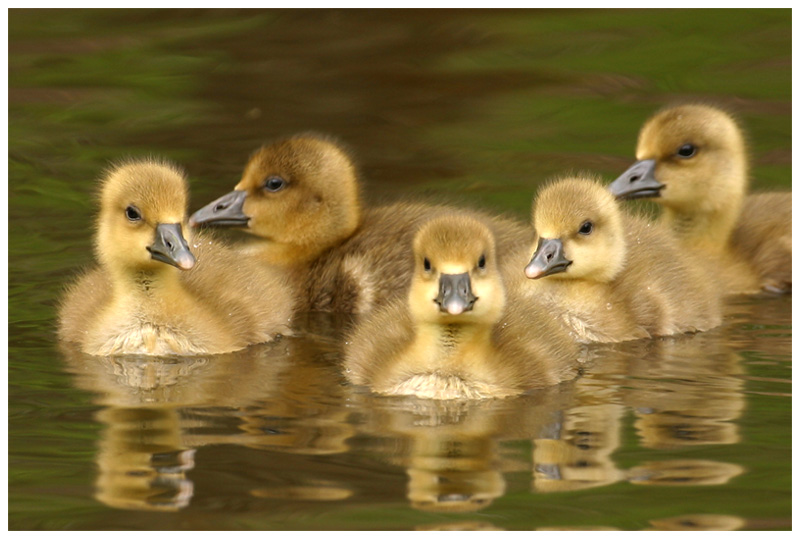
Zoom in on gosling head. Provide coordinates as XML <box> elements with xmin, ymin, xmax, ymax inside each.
<box><xmin>96</xmin><ymin>159</ymin><xmax>195</xmax><ymax>275</ymax></box>
<box><xmin>189</xmin><ymin>134</ymin><xmax>361</xmax><ymax>264</ymax></box>
<box><xmin>609</xmin><ymin>104</ymin><xmax>748</xmax><ymax>214</ymax></box>
<box><xmin>526</xmin><ymin>177</ymin><xmax>625</xmax><ymax>284</ymax></box>
<box><xmin>409</xmin><ymin>215</ymin><xmax>505</xmax><ymax>326</ymax></box>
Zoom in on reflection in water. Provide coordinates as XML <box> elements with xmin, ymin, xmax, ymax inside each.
<box><xmin>538</xmin><ymin>526</ymin><xmax>621</xmax><ymax>531</ymax></box>
<box><xmin>416</xmin><ymin>520</ymin><xmax>505</xmax><ymax>531</ymax></box>
<box><xmin>61</xmin><ymin>338</ymin><xmax>296</xmax><ymax>408</ymax></box>
<box><xmin>60</xmin><ymin>334</ymin><xmax>355</xmax><ymax>511</ymax></box>
<box><xmin>645</xmin><ymin>514</ymin><xmax>746</xmax><ymax>531</ymax></box>
<box><xmin>627</xmin><ymin>460</ymin><xmax>744</xmax><ymax>487</ymax></box>
<box><xmin>532</xmin><ymin>401</ymin><xmax>626</xmax><ymax>493</ymax></box>
<box><xmin>59</xmin><ymin>311</ymin><xmax>752</xmax><ymax>517</ymax></box>
<box><xmin>250</xmin><ymin>483</ymin><xmax>353</xmax><ymax>501</ymax></box>
<box><xmin>625</xmin><ymin>334</ymin><xmax>746</xmax><ymax>449</ymax></box>
<box><xmin>540</xmin><ymin>514</ymin><xmax>746</xmax><ymax>531</ymax></box>
<box><xmin>352</xmin><ymin>387</ymin><xmax>572</xmax><ymax>513</ymax></box>
<box><xmin>94</xmin><ymin>407</ymin><xmax>194</xmax><ymax>511</ymax></box>
<box><xmin>533</xmin><ymin>331</ymin><xmax>747</xmax><ymax>494</ymax></box>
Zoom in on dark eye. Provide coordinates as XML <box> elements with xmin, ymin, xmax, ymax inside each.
<box><xmin>578</xmin><ymin>220</ymin><xmax>593</xmax><ymax>235</ymax></box>
<box><xmin>263</xmin><ymin>176</ymin><xmax>286</xmax><ymax>192</ymax></box>
<box><xmin>478</xmin><ymin>254</ymin><xmax>486</xmax><ymax>269</ymax></box>
<box><xmin>423</xmin><ymin>258</ymin><xmax>431</xmax><ymax>272</ymax></box>
<box><xmin>125</xmin><ymin>205</ymin><xmax>142</xmax><ymax>222</ymax></box>
<box><xmin>677</xmin><ymin>144</ymin><xmax>696</xmax><ymax>158</ymax></box>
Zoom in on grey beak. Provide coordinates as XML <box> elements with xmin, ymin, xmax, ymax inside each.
<box><xmin>525</xmin><ymin>238</ymin><xmax>571</xmax><ymax>279</ymax></box>
<box><xmin>435</xmin><ymin>272</ymin><xmax>477</xmax><ymax>315</ymax></box>
<box><xmin>608</xmin><ymin>159</ymin><xmax>663</xmax><ymax>200</ymax></box>
<box><xmin>189</xmin><ymin>190</ymin><xmax>249</xmax><ymax>228</ymax></box>
<box><xmin>148</xmin><ymin>223</ymin><xmax>195</xmax><ymax>270</ymax></box>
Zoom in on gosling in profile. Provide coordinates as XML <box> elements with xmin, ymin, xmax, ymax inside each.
<box><xmin>609</xmin><ymin>103</ymin><xmax>791</xmax><ymax>294</ymax></box>
<box><xmin>344</xmin><ymin>214</ymin><xmax>579</xmax><ymax>400</ymax></box>
<box><xmin>189</xmin><ymin>133</ymin><xmax>531</xmax><ymax>313</ymax></box>
<box><xmin>524</xmin><ymin>176</ymin><xmax>721</xmax><ymax>343</ymax></box>
<box><xmin>58</xmin><ymin>160</ymin><xmax>293</xmax><ymax>356</ymax></box>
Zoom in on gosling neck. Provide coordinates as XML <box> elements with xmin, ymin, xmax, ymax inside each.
<box><xmin>661</xmin><ymin>156</ymin><xmax>748</xmax><ymax>253</ymax></box>
<box><xmin>109</xmin><ymin>263</ymin><xmax>186</xmax><ymax>300</ymax></box>
<box><xmin>247</xmin><ymin>212</ymin><xmax>363</xmax><ymax>267</ymax></box>
<box><xmin>660</xmin><ymin>192</ymin><xmax>743</xmax><ymax>253</ymax></box>
<box><xmin>417</xmin><ymin>318</ymin><xmax>496</xmax><ymax>355</ymax></box>
<box><xmin>245</xmin><ymin>240</ymin><xmax>333</xmax><ymax>267</ymax></box>
<box><xmin>529</xmin><ymin>274</ymin><xmax>616</xmax><ymax>307</ymax></box>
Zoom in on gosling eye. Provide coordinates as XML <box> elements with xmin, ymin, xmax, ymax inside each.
<box><xmin>423</xmin><ymin>258</ymin><xmax>432</xmax><ymax>272</ymax></box>
<box><xmin>677</xmin><ymin>143</ymin><xmax>697</xmax><ymax>159</ymax></box>
<box><xmin>477</xmin><ymin>254</ymin><xmax>486</xmax><ymax>270</ymax></box>
<box><xmin>262</xmin><ymin>176</ymin><xmax>286</xmax><ymax>192</ymax></box>
<box><xmin>125</xmin><ymin>205</ymin><xmax>142</xmax><ymax>222</ymax></box>
<box><xmin>578</xmin><ymin>220</ymin><xmax>594</xmax><ymax>235</ymax></box>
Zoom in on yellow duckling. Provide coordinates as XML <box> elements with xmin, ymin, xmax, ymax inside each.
<box><xmin>189</xmin><ymin>133</ymin><xmax>532</xmax><ymax>314</ymax></box>
<box><xmin>609</xmin><ymin>103</ymin><xmax>791</xmax><ymax>294</ymax></box>
<box><xmin>524</xmin><ymin>176</ymin><xmax>721</xmax><ymax>343</ymax></box>
<box><xmin>344</xmin><ymin>214</ymin><xmax>579</xmax><ymax>400</ymax></box>
<box><xmin>58</xmin><ymin>159</ymin><xmax>293</xmax><ymax>356</ymax></box>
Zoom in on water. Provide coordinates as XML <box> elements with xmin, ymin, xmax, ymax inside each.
<box><xmin>9</xmin><ymin>9</ymin><xmax>791</xmax><ymax>530</ymax></box>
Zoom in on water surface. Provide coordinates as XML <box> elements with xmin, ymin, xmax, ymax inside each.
<box><xmin>9</xmin><ymin>8</ymin><xmax>791</xmax><ymax>530</ymax></box>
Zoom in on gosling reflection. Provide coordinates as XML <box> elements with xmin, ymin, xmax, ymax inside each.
<box><xmin>60</xmin><ymin>333</ymin><xmax>352</xmax><ymax>511</ymax></box>
<box><xmin>532</xmin><ymin>402</ymin><xmax>626</xmax><ymax>492</ymax></box>
<box><xmin>538</xmin><ymin>514</ymin><xmax>745</xmax><ymax>531</ymax></box>
<box><xmin>645</xmin><ymin>514</ymin><xmax>746</xmax><ymax>531</ymax></box>
<box><xmin>406</xmin><ymin>438</ymin><xmax>505</xmax><ymax>513</ymax></box>
<box><xmin>235</xmin><ymin>352</ymin><xmax>355</xmax><ymax>456</ymax></box>
<box><xmin>532</xmin><ymin>331</ymin><xmax>747</xmax><ymax>494</ymax></box>
<box><xmin>94</xmin><ymin>407</ymin><xmax>194</xmax><ymax>511</ymax></box>
<box><xmin>627</xmin><ymin>459</ymin><xmax>744</xmax><ymax>487</ymax></box>
<box><xmin>354</xmin><ymin>386</ymin><xmax>573</xmax><ymax>513</ymax></box>
<box><xmin>250</xmin><ymin>481</ymin><xmax>353</xmax><ymax>502</ymax></box>
<box><xmin>61</xmin><ymin>338</ymin><xmax>294</xmax><ymax>409</ymax></box>
<box><xmin>416</xmin><ymin>521</ymin><xmax>505</xmax><ymax>531</ymax></box>
<box><xmin>532</xmin><ymin>348</ymin><xmax>628</xmax><ymax>493</ymax></box>
<box><xmin>624</xmin><ymin>332</ymin><xmax>746</xmax><ymax>448</ymax></box>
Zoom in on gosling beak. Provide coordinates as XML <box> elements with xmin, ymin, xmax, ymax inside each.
<box><xmin>148</xmin><ymin>223</ymin><xmax>196</xmax><ymax>270</ymax></box>
<box><xmin>608</xmin><ymin>159</ymin><xmax>664</xmax><ymax>200</ymax></box>
<box><xmin>189</xmin><ymin>190</ymin><xmax>249</xmax><ymax>228</ymax></box>
<box><xmin>525</xmin><ymin>238</ymin><xmax>571</xmax><ymax>279</ymax></box>
<box><xmin>435</xmin><ymin>272</ymin><xmax>477</xmax><ymax>315</ymax></box>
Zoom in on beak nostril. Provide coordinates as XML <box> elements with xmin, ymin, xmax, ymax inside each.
<box><xmin>214</xmin><ymin>203</ymin><xmax>227</xmax><ymax>212</ymax></box>
<box><xmin>630</xmin><ymin>174</ymin><xmax>640</xmax><ymax>183</ymax></box>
